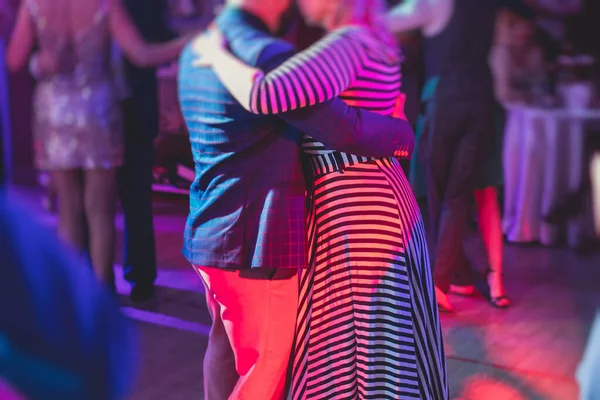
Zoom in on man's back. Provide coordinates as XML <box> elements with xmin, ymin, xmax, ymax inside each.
<box><xmin>179</xmin><ymin>8</ymin><xmax>306</xmax><ymax>270</ymax></box>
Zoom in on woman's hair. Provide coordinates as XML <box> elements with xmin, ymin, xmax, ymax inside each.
<box><xmin>334</xmin><ymin>0</ymin><xmax>400</xmax><ymax>62</ymax></box>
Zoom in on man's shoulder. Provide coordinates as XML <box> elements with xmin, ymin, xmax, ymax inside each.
<box><xmin>239</xmin><ymin>35</ymin><xmax>293</xmax><ymax>66</ymax></box>
<box><xmin>218</xmin><ymin>20</ymin><xmax>296</xmax><ymax>69</ymax></box>
<box><xmin>249</xmin><ymin>36</ymin><xmax>296</xmax><ymax>71</ymax></box>
<box><xmin>179</xmin><ymin>28</ymin><xmax>294</xmax><ymax>72</ymax></box>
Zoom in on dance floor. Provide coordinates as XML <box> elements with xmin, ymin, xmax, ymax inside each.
<box><xmin>10</xmin><ymin>189</ymin><xmax>600</xmax><ymax>400</ymax></box>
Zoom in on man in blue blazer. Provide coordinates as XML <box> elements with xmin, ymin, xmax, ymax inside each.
<box><xmin>178</xmin><ymin>1</ymin><xmax>414</xmax><ymax>398</ymax></box>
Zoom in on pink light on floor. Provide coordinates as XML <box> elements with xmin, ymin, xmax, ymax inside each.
<box><xmin>459</xmin><ymin>375</ymin><xmax>528</xmax><ymax>400</ymax></box>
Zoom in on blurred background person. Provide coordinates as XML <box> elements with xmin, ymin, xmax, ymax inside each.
<box><xmin>527</xmin><ymin>0</ymin><xmax>582</xmax><ymax>59</ymax></box>
<box><xmin>491</xmin><ymin>8</ymin><xmax>547</xmax><ymax>104</ymax></box>
<box><xmin>0</xmin><ymin>0</ymin><xmax>16</xmax><ymax>190</ymax></box>
<box><xmin>386</xmin><ymin>0</ymin><xmax>534</xmax><ymax>311</ymax></box>
<box><xmin>26</xmin><ymin>0</ymin><xmax>182</xmax><ymax>302</ymax></box>
<box><xmin>577</xmin><ymin>311</ymin><xmax>600</xmax><ymax>400</ymax></box>
<box><xmin>577</xmin><ymin>156</ymin><xmax>600</xmax><ymax>399</ymax></box>
<box><xmin>6</xmin><ymin>0</ymin><xmax>188</xmax><ymax>290</ymax></box>
<box><xmin>0</xmin><ymin>194</ymin><xmax>136</xmax><ymax>400</ymax></box>
<box><xmin>117</xmin><ymin>0</ymin><xmax>180</xmax><ymax>302</ymax></box>
<box><xmin>538</xmin><ymin>0</ymin><xmax>600</xmax><ymax>251</ymax></box>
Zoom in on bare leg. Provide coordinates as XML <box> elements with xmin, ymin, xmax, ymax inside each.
<box><xmin>84</xmin><ymin>168</ymin><xmax>117</xmax><ymax>290</ymax></box>
<box><xmin>51</xmin><ymin>169</ymin><xmax>85</xmax><ymax>252</ymax></box>
<box><xmin>475</xmin><ymin>186</ymin><xmax>509</xmax><ymax>306</ymax></box>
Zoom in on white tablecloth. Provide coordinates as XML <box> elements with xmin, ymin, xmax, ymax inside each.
<box><xmin>503</xmin><ymin>105</ymin><xmax>600</xmax><ymax>246</ymax></box>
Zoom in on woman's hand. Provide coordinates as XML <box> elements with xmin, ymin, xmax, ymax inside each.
<box><xmin>391</xmin><ymin>94</ymin><xmax>412</xmax><ymax>159</ymax></box>
<box><xmin>391</xmin><ymin>93</ymin><xmax>407</xmax><ymax>120</ymax></box>
<box><xmin>191</xmin><ymin>26</ymin><xmax>227</xmax><ymax>67</ymax></box>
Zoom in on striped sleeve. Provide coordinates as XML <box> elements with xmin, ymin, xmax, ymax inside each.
<box><xmin>248</xmin><ymin>27</ymin><xmax>370</xmax><ymax>115</ymax></box>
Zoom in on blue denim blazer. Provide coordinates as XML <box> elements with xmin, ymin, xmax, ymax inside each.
<box><xmin>179</xmin><ymin>7</ymin><xmax>411</xmax><ymax>269</ymax></box>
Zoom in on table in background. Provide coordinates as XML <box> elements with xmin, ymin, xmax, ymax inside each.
<box><xmin>503</xmin><ymin>104</ymin><xmax>600</xmax><ymax>247</ymax></box>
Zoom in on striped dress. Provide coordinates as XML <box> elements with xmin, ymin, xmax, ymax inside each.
<box><xmin>249</xmin><ymin>26</ymin><xmax>448</xmax><ymax>399</ymax></box>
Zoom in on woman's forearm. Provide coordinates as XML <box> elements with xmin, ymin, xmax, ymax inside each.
<box><xmin>110</xmin><ymin>0</ymin><xmax>189</xmax><ymax>69</ymax></box>
<box><xmin>6</xmin><ymin>5</ymin><xmax>35</xmax><ymax>72</ymax></box>
<box><xmin>209</xmin><ymin>28</ymin><xmax>367</xmax><ymax>115</ymax></box>
<box><xmin>386</xmin><ymin>0</ymin><xmax>431</xmax><ymax>34</ymax></box>
<box><xmin>208</xmin><ymin>48</ymin><xmax>262</xmax><ymax>111</ymax></box>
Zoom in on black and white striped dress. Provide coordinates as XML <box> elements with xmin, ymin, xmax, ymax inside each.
<box><xmin>249</xmin><ymin>26</ymin><xmax>448</xmax><ymax>399</ymax></box>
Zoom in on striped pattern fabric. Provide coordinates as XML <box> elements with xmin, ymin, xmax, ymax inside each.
<box><xmin>248</xmin><ymin>26</ymin><xmax>411</xmax><ymax>176</ymax></box>
<box><xmin>293</xmin><ymin>159</ymin><xmax>448</xmax><ymax>399</ymax></box>
<box><xmin>244</xmin><ymin>26</ymin><xmax>449</xmax><ymax>398</ymax></box>
<box><xmin>249</xmin><ymin>26</ymin><xmax>380</xmax><ymax>115</ymax></box>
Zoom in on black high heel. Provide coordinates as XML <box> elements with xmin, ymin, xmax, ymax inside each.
<box><xmin>485</xmin><ymin>270</ymin><xmax>510</xmax><ymax>309</ymax></box>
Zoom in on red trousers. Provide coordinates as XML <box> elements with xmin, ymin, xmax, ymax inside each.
<box><xmin>195</xmin><ymin>266</ymin><xmax>298</xmax><ymax>400</ymax></box>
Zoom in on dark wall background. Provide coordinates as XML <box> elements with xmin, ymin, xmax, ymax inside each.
<box><xmin>2</xmin><ymin>0</ymin><xmax>36</xmax><ymax>186</ymax></box>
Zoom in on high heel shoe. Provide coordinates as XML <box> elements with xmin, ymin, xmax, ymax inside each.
<box><xmin>485</xmin><ymin>270</ymin><xmax>510</xmax><ymax>309</ymax></box>
<box><xmin>435</xmin><ymin>286</ymin><xmax>454</xmax><ymax>313</ymax></box>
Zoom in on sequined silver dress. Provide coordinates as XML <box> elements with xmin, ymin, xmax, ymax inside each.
<box><xmin>28</xmin><ymin>0</ymin><xmax>123</xmax><ymax>170</ymax></box>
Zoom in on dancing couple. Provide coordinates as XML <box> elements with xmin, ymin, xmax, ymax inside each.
<box><xmin>179</xmin><ymin>0</ymin><xmax>448</xmax><ymax>398</ymax></box>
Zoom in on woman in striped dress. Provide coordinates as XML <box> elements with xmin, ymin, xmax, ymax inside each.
<box><xmin>194</xmin><ymin>1</ymin><xmax>448</xmax><ymax>398</ymax></box>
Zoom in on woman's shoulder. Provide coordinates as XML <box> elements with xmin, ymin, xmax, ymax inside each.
<box><xmin>331</xmin><ymin>25</ymin><xmax>401</xmax><ymax>66</ymax></box>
